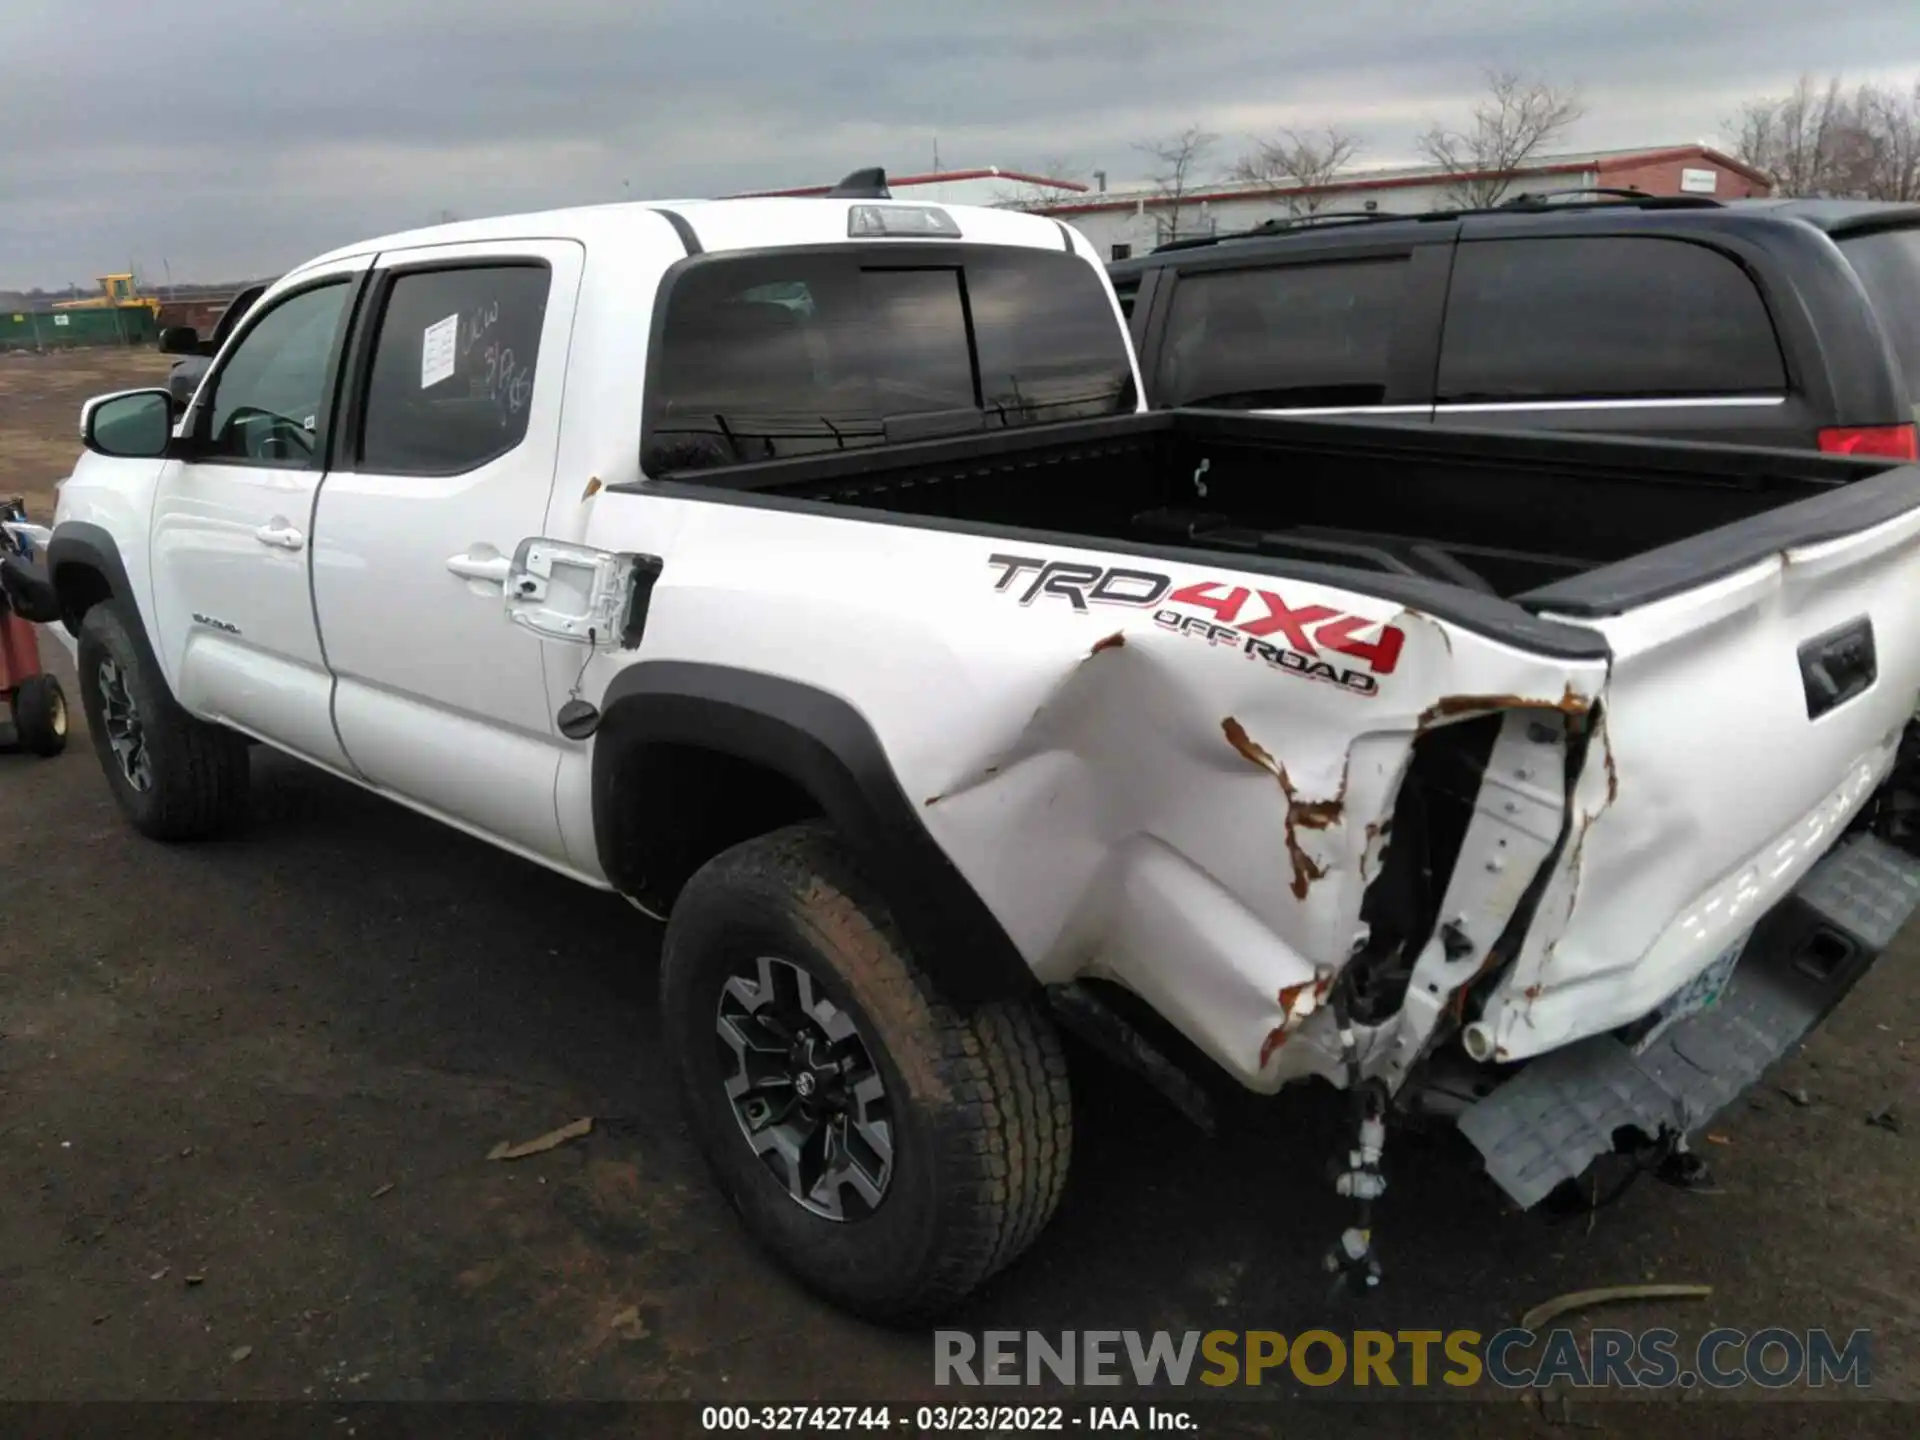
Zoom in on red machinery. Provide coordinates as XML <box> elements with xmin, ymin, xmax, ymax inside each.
<box><xmin>0</xmin><ymin>498</ymin><xmax>67</xmax><ymax>757</ymax></box>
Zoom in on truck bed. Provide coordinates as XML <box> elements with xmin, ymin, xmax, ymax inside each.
<box><xmin>650</xmin><ymin>408</ymin><xmax>1911</xmax><ymax>619</ymax></box>
<box><xmin>615</xmin><ymin>397</ymin><xmax>1920</xmax><ymax>1143</ymax></box>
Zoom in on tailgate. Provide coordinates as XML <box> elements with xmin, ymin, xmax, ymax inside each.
<box><xmin>1474</xmin><ymin>465</ymin><xmax>1920</xmax><ymax>1059</ymax></box>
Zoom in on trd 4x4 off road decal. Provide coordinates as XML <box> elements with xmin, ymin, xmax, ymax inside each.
<box><xmin>986</xmin><ymin>554</ymin><xmax>1405</xmax><ymax>697</ymax></box>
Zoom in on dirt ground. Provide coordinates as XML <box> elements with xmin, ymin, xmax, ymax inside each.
<box><xmin>0</xmin><ymin>347</ymin><xmax>171</xmax><ymax>521</ymax></box>
<box><xmin>2</xmin><ymin>349</ymin><xmax>1918</xmax><ymax>1436</ymax></box>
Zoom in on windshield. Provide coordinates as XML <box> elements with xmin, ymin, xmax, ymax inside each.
<box><xmin>1838</xmin><ymin>226</ymin><xmax>1920</xmax><ymax>420</ymax></box>
<box><xmin>642</xmin><ymin>244</ymin><xmax>1136</xmax><ymax>473</ymax></box>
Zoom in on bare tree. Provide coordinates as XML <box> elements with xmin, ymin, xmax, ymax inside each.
<box><xmin>1232</xmin><ymin>127</ymin><xmax>1363</xmax><ymax>215</ymax></box>
<box><xmin>1730</xmin><ymin>75</ymin><xmax>1860</xmax><ymax>196</ymax></box>
<box><xmin>1417</xmin><ymin>69</ymin><xmax>1585</xmax><ymax>207</ymax></box>
<box><xmin>1730</xmin><ymin>74</ymin><xmax>1920</xmax><ymax>200</ymax></box>
<box><xmin>1859</xmin><ymin>80</ymin><xmax>1920</xmax><ymax>202</ymax></box>
<box><xmin>1729</xmin><ymin>99</ymin><xmax>1785</xmax><ymax>189</ymax></box>
<box><xmin>1133</xmin><ymin>125</ymin><xmax>1219</xmax><ymax>242</ymax></box>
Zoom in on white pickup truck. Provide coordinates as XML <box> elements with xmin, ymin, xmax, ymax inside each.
<box><xmin>29</xmin><ymin>172</ymin><xmax>1920</xmax><ymax>1319</ymax></box>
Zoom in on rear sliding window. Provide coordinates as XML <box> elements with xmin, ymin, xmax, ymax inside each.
<box><xmin>1437</xmin><ymin>236</ymin><xmax>1786</xmax><ymax>403</ymax></box>
<box><xmin>642</xmin><ymin>246</ymin><xmax>1135</xmax><ymax>473</ymax></box>
<box><xmin>1838</xmin><ymin>227</ymin><xmax>1920</xmax><ymax>416</ymax></box>
<box><xmin>1154</xmin><ymin>258</ymin><xmax>1408</xmax><ymax>410</ymax></box>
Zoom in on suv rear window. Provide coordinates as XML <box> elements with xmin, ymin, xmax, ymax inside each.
<box><xmin>642</xmin><ymin>246</ymin><xmax>1135</xmax><ymax>473</ymax></box>
<box><xmin>1154</xmin><ymin>258</ymin><xmax>1409</xmax><ymax>410</ymax></box>
<box><xmin>1837</xmin><ymin>227</ymin><xmax>1920</xmax><ymax>416</ymax></box>
<box><xmin>1437</xmin><ymin>236</ymin><xmax>1786</xmax><ymax>402</ymax></box>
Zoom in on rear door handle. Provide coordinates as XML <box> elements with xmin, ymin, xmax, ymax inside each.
<box><xmin>254</xmin><ymin>522</ymin><xmax>305</xmax><ymax>551</ymax></box>
<box><xmin>446</xmin><ymin>551</ymin><xmax>512</xmax><ymax>585</ymax></box>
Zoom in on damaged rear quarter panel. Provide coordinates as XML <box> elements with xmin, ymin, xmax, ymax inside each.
<box><xmin>621</xmin><ymin>497</ymin><xmax>1610</xmax><ymax>1092</ymax></box>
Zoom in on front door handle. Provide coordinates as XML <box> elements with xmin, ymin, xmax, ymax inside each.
<box><xmin>446</xmin><ymin>550</ymin><xmax>512</xmax><ymax>585</ymax></box>
<box><xmin>254</xmin><ymin>522</ymin><xmax>305</xmax><ymax>551</ymax></box>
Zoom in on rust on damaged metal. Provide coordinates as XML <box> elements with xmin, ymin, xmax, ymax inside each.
<box><xmin>1416</xmin><ymin>683</ymin><xmax>1592</xmax><ymax>733</ymax></box>
<box><xmin>1089</xmin><ymin>631</ymin><xmax>1127</xmax><ymax>656</ymax></box>
<box><xmin>1259</xmin><ymin>970</ymin><xmax>1335</xmax><ymax>1068</ymax></box>
<box><xmin>1359</xmin><ymin>813</ymin><xmax>1395</xmax><ymax>883</ymax></box>
<box><xmin>1220</xmin><ymin>717</ymin><xmax>1349</xmax><ymax>900</ymax></box>
<box><xmin>1279</xmin><ymin>757</ymin><xmax>1346</xmax><ymax>832</ymax></box>
<box><xmin>1221</xmin><ymin>716</ymin><xmax>1278</xmax><ymax>772</ymax></box>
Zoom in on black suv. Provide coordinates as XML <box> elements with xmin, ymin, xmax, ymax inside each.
<box><xmin>1111</xmin><ymin>193</ymin><xmax>1920</xmax><ymax>459</ymax></box>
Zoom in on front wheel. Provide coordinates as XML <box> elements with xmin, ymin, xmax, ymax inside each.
<box><xmin>660</xmin><ymin>822</ymin><xmax>1072</xmax><ymax>1322</ymax></box>
<box><xmin>75</xmin><ymin>601</ymin><xmax>249</xmax><ymax>839</ymax></box>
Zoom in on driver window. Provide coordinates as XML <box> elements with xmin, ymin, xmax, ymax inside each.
<box><xmin>205</xmin><ymin>281</ymin><xmax>350</xmax><ymax>466</ymax></box>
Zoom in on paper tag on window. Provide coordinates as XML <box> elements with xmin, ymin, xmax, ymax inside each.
<box><xmin>421</xmin><ymin>313</ymin><xmax>459</xmax><ymax>389</ymax></box>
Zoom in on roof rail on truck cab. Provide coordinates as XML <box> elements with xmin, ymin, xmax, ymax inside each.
<box><xmin>288</xmin><ymin>192</ymin><xmax>1093</xmax><ymax>274</ymax></box>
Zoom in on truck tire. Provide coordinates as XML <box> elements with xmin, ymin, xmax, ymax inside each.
<box><xmin>12</xmin><ymin>674</ymin><xmax>68</xmax><ymax>756</ymax></box>
<box><xmin>660</xmin><ymin>821</ymin><xmax>1071</xmax><ymax>1322</ymax></box>
<box><xmin>75</xmin><ymin>600</ymin><xmax>249</xmax><ymax>839</ymax></box>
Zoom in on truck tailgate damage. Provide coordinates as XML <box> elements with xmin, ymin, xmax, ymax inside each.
<box><xmin>1460</xmin><ymin>832</ymin><xmax>1920</xmax><ymax>1206</ymax></box>
<box><xmin>1451</xmin><ymin>506</ymin><xmax>1920</xmax><ymax>1206</ymax></box>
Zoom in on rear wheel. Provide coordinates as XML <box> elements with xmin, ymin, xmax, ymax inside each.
<box><xmin>75</xmin><ymin>601</ymin><xmax>249</xmax><ymax>839</ymax></box>
<box><xmin>12</xmin><ymin>674</ymin><xmax>68</xmax><ymax>756</ymax></box>
<box><xmin>660</xmin><ymin>821</ymin><xmax>1072</xmax><ymax>1322</ymax></box>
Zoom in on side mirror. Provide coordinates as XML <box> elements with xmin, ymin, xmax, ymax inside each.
<box><xmin>157</xmin><ymin>325</ymin><xmax>200</xmax><ymax>356</ymax></box>
<box><xmin>82</xmin><ymin>388</ymin><xmax>176</xmax><ymax>459</ymax></box>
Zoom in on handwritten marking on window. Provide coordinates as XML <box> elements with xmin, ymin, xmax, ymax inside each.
<box><xmin>462</xmin><ymin>300</ymin><xmax>501</xmax><ymax>359</ymax></box>
<box><xmin>480</xmin><ymin>339</ymin><xmax>534</xmax><ymax>423</ymax></box>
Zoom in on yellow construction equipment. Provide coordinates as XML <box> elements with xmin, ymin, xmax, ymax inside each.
<box><xmin>53</xmin><ymin>274</ymin><xmax>162</xmax><ymax>317</ymax></box>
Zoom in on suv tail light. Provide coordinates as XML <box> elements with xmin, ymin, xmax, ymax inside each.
<box><xmin>1818</xmin><ymin>423</ymin><xmax>1920</xmax><ymax>461</ymax></box>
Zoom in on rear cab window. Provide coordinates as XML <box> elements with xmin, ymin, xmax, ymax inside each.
<box><xmin>1836</xmin><ymin>226</ymin><xmax>1920</xmax><ymax>420</ymax></box>
<box><xmin>1153</xmin><ymin>257</ymin><xmax>1413</xmax><ymax>410</ymax></box>
<box><xmin>1437</xmin><ymin>236</ymin><xmax>1787</xmax><ymax>403</ymax></box>
<box><xmin>642</xmin><ymin>245</ymin><xmax>1136</xmax><ymax>474</ymax></box>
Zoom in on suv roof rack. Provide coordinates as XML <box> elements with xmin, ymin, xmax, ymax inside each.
<box><xmin>825</xmin><ymin>167</ymin><xmax>891</xmax><ymax>199</ymax></box>
<box><xmin>1149</xmin><ymin>209</ymin><xmax>1411</xmax><ymax>253</ymax></box>
<box><xmin>1137</xmin><ymin>186</ymin><xmax>1730</xmax><ymax>257</ymax></box>
<box><xmin>1253</xmin><ymin>209</ymin><xmax>1406</xmax><ymax>229</ymax></box>
<box><xmin>1497</xmin><ymin>186</ymin><xmax>1724</xmax><ymax>211</ymax></box>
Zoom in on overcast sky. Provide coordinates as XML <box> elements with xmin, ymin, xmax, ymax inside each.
<box><xmin>4</xmin><ymin>0</ymin><xmax>1918</xmax><ymax>288</ymax></box>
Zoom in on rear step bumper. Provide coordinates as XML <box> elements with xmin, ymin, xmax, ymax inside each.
<box><xmin>1459</xmin><ymin>832</ymin><xmax>1920</xmax><ymax>1209</ymax></box>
